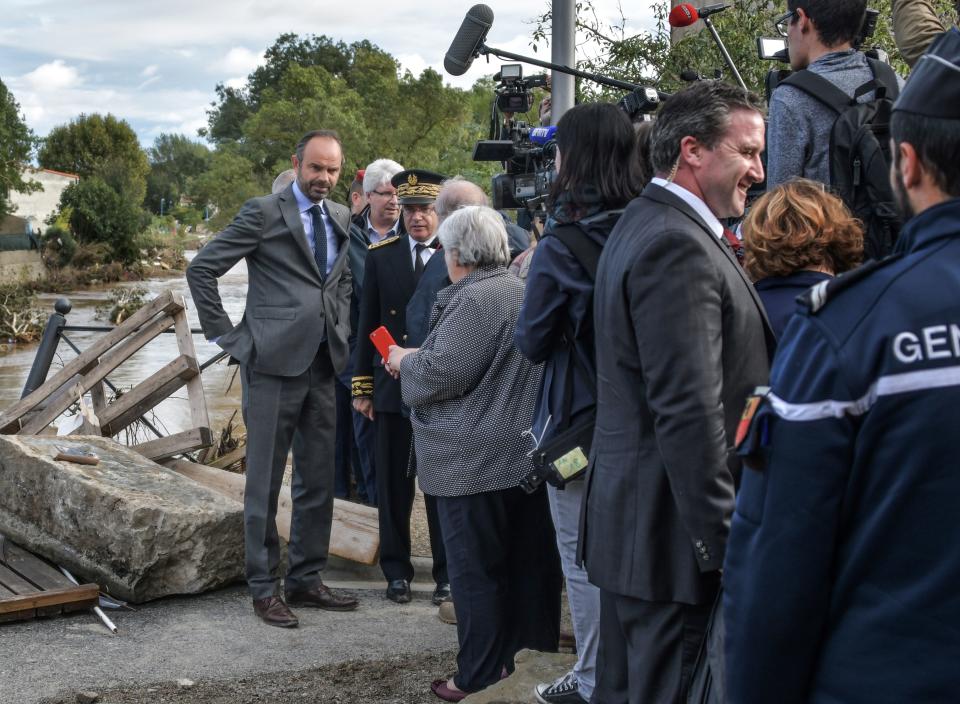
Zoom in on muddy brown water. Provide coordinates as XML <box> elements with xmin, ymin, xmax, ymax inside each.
<box><xmin>0</xmin><ymin>253</ymin><xmax>246</xmax><ymax>439</ymax></box>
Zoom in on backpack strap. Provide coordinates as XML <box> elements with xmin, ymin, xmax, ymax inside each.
<box><xmin>866</xmin><ymin>57</ymin><xmax>901</xmax><ymax>100</ymax></box>
<box><xmin>780</xmin><ymin>69</ymin><xmax>853</xmax><ymax>114</ymax></box>
<box><xmin>550</xmin><ymin>222</ymin><xmax>603</xmax><ymax>281</ymax></box>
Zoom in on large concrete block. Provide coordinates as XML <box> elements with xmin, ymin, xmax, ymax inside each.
<box><xmin>0</xmin><ymin>435</ymin><xmax>244</xmax><ymax>602</ymax></box>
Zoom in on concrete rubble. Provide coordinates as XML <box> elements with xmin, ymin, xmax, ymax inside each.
<box><xmin>0</xmin><ymin>434</ymin><xmax>244</xmax><ymax>602</ymax></box>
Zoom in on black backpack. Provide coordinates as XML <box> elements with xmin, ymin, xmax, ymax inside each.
<box><xmin>781</xmin><ymin>58</ymin><xmax>901</xmax><ymax>259</ymax></box>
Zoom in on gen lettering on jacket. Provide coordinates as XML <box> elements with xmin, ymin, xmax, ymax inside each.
<box><xmin>892</xmin><ymin>323</ymin><xmax>960</xmax><ymax>364</ymax></box>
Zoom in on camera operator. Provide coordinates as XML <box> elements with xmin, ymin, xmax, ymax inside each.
<box><xmin>892</xmin><ymin>0</ymin><xmax>957</xmax><ymax>68</ymax></box>
<box><xmin>766</xmin><ymin>0</ymin><xmax>893</xmax><ymax>188</ymax></box>
<box><xmin>514</xmin><ymin>102</ymin><xmax>644</xmax><ymax>704</ymax></box>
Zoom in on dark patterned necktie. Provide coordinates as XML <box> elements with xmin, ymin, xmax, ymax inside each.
<box><xmin>414</xmin><ymin>243</ymin><xmax>426</xmax><ymax>281</ymax></box>
<box><xmin>722</xmin><ymin>226</ymin><xmax>745</xmax><ymax>267</ymax></box>
<box><xmin>309</xmin><ymin>204</ymin><xmax>327</xmax><ymax>279</ymax></box>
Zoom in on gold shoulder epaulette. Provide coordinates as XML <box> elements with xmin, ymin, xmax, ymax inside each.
<box><xmin>369</xmin><ymin>235</ymin><xmax>400</xmax><ymax>251</ymax></box>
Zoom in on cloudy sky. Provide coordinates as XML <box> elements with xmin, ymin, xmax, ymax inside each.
<box><xmin>0</xmin><ymin>1</ymin><xmax>654</xmax><ymax>148</ymax></box>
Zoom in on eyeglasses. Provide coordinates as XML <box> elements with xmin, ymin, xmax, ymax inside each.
<box><xmin>402</xmin><ymin>204</ymin><xmax>436</xmax><ymax>215</ymax></box>
<box><xmin>775</xmin><ymin>9</ymin><xmax>796</xmax><ymax>37</ymax></box>
<box><xmin>370</xmin><ymin>189</ymin><xmax>398</xmax><ymax>200</ymax></box>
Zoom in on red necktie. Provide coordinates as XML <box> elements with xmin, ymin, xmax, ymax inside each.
<box><xmin>722</xmin><ymin>227</ymin><xmax>745</xmax><ymax>267</ymax></box>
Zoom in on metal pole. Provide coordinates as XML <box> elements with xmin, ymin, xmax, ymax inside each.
<box><xmin>21</xmin><ymin>298</ymin><xmax>72</xmax><ymax>399</ymax></box>
<box><xmin>704</xmin><ymin>18</ymin><xmax>747</xmax><ymax>90</ymax></box>
<box><xmin>551</xmin><ymin>0</ymin><xmax>576</xmax><ymax>123</ymax></box>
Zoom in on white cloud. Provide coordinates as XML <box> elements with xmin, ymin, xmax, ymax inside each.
<box><xmin>22</xmin><ymin>60</ymin><xmax>83</xmax><ymax>92</ymax></box>
<box><xmin>213</xmin><ymin>47</ymin><xmax>264</xmax><ymax>76</ymax></box>
<box><xmin>0</xmin><ymin>0</ymin><xmax>662</xmax><ymax>145</ymax></box>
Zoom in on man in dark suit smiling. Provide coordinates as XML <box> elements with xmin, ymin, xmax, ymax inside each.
<box><xmin>582</xmin><ymin>82</ymin><xmax>774</xmax><ymax>703</ymax></box>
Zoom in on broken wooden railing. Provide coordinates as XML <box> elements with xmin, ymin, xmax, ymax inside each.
<box><xmin>0</xmin><ymin>290</ymin><xmax>216</xmax><ymax>461</ymax></box>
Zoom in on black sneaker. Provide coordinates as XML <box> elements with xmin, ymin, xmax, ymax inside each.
<box><xmin>535</xmin><ymin>672</ymin><xmax>588</xmax><ymax>704</ymax></box>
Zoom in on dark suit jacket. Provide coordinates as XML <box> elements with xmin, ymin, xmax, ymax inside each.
<box><xmin>405</xmin><ymin>250</ymin><xmax>450</xmax><ymax>348</ymax></box>
<box><xmin>187</xmin><ymin>184</ymin><xmax>353</xmax><ymax>377</ymax></box>
<box><xmin>353</xmin><ymin>234</ymin><xmax>420</xmax><ymax>414</ymax></box>
<box><xmin>580</xmin><ymin>183</ymin><xmax>773</xmax><ymax>605</ymax></box>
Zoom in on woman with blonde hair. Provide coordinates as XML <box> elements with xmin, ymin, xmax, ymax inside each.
<box><xmin>742</xmin><ymin>178</ymin><xmax>864</xmax><ymax>339</ymax></box>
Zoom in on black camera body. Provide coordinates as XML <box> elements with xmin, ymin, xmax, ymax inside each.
<box><xmin>473</xmin><ymin>64</ymin><xmax>556</xmax><ymax>210</ymax></box>
<box><xmin>494</xmin><ymin>63</ymin><xmax>547</xmax><ymax>114</ymax></box>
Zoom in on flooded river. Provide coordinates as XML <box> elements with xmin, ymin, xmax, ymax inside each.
<box><xmin>0</xmin><ymin>253</ymin><xmax>247</xmax><ymax>440</ymax></box>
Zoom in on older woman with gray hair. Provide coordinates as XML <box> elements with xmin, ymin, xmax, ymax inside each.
<box><xmin>386</xmin><ymin>206</ymin><xmax>562</xmax><ymax>702</ymax></box>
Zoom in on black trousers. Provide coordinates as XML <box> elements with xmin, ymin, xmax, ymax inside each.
<box><xmin>436</xmin><ymin>486</ymin><xmax>563</xmax><ymax>693</ymax></box>
<box><xmin>375</xmin><ymin>411</ymin><xmax>447</xmax><ymax>584</ymax></box>
<box><xmin>591</xmin><ymin>585</ymin><xmax>716</xmax><ymax>704</ymax></box>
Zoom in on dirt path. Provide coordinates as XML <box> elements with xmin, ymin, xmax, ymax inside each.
<box><xmin>38</xmin><ymin>651</ymin><xmax>457</xmax><ymax>704</ymax></box>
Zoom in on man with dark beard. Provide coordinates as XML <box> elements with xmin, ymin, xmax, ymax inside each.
<box><xmin>724</xmin><ymin>29</ymin><xmax>960</xmax><ymax>704</ymax></box>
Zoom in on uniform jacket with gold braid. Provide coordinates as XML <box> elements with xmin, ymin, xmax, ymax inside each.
<box><xmin>352</xmin><ymin>233</ymin><xmax>418</xmax><ymax>413</ymax></box>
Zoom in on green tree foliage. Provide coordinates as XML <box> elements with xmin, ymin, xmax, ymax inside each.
<box><xmin>0</xmin><ymin>79</ymin><xmax>40</xmax><ymax>218</ymax></box>
<box><xmin>59</xmin><ymin>176</ymin><xmax>144</xmax><ymax>263</ymax></box>
<box><xmin>200</xmin><ymin>33</ymin><xmax>505</xmax><ymax>204</ymax></box>
<box><xmin>146</xmin><ymin>133</ymin><xmax>211</xmax><ymax>214</ymax></box>
<box><xmin>39</xmin><ymin>113</ymin><xmax>150</xmax><ymax>204</ymax></box>
<box><xmin>188</xmin><ymin>144</ymin><xmax>264</xmax><ymax>230</ymax></box>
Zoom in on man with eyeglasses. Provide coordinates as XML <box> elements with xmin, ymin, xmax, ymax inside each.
<box><xmin>766</xmin><ymin>0</ymin><xmax>881</xmax><ymax>189</ymax></box>
<box><xmin>352</xmin><ymin>168</ymin><xmax>449</xmax><ymax>607</ymax></box>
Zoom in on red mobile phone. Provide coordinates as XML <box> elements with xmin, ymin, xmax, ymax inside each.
<box><xmin>370</xmin><ymin>325</ymin><xmax>397</xmax><ymax>360</ymax></box>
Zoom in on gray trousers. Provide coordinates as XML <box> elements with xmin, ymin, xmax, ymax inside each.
<box><xmin>548</xmin><ymin>482</ymin><xmax>600</xmax><ymax>700</ymax></box>
<box><xmin>240</xmin><ymin>347</ymin><xmax>336</xmax><ymax>600</ymax></box>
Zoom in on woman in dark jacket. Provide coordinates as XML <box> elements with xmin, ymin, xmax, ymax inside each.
<box><xmin>742</xmin><ymin>178</ymin><xmax>864</xmax><ymax>340</ymax></box>
<box><xmin>513</xmin><ymin>103</ymin><xmax>644</xmax><ymax>704</ymax></box>
<box><xmin>387</xmin><ymin>206</ymin><xmax>562</xmax><ymax>702</ymax></box>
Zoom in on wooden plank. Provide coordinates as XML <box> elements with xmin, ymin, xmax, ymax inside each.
<box><xmin>2</xmin><ymin>543</ymin><xmax>75</xmax><ymax>591</ymax></box>
<box><xmin>0</xmin><ymin>563</ymin><xmax>41</xmax><ymax>595</ymax></box>
<box><xmin>209</xmin><ymin>444</ymin><xmax>246</xmax><ymax>469</ymax></box>
<box><xmin>14</xmin><ymin>313</ymin><xmax>179</xmax><ymax>436</ymax></box>
<box><xmin>172</xmin><ymin>304</ymin><xmax>210</xmax><ymax>431</ymax></box>
<box><xmin>0</xmin><ymin>289</ymin><xmax>181</xmax><ymax>429</ymax></box>
<box><xmin>18</xmin><ymin>375</ymin><xmax>84</xmax><ymax>435</ymax></box>
<box><xmin>98</xmin><ymin>354</ymin><xmax>199</xmax><ymax>435</ymax></box>
<box><xmin>133</xmin><ymin>427</ymin><xmax>213</xmax><ymax>462</ymax></box>
<box><xmin>0</xmin><ymin>584</ymin><xmax>99</xmax><ymax>615</ymax></box>
<box><xmin>165</xmin><ymin>460</ymin><xmax>380</xmax><ymax>565</ymax></box>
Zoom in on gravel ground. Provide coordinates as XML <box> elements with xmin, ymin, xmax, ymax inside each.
<box><xmin>37</xmin><ymin>651</ymin><xmax>458</xmax><ymax>704</ymax></box>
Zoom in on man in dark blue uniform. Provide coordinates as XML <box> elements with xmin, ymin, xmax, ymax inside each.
<box><xmin>724</xmin><ymin>29</ymin><xmax>960</xmax><ymax>704</ymax></box>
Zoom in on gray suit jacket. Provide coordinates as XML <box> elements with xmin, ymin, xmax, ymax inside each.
<box><xmin>580</xmin><ymin>183</ymin><xmax>774</xmax><ymax>605</ymax></box>
<box><xmin>187</xmin><ymin>184</ymin><xmax>353</xmax><ymax>377</ymax></box>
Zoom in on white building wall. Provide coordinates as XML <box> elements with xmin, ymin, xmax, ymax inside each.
<box><xmin>9</xmin><ymin>169</ymin><xmax>80</xmax><ymax>233</ymax></box>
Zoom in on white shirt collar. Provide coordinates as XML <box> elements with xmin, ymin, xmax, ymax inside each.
<box><xmin>651</xmin><ymin>177</ymin><xmax>724</xmax><ymax>239</ymax></box>
<box><xmin>408</xmin><ymin>235</ymin><xmax>438</xmax><ymax>252</ymax></box>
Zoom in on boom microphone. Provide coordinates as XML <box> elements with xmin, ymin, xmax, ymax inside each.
<box><xmin>444</xmin><ymin>4</ymin><xmax>495</xmax><ymax>76</ymax></box>
<box><xmin>668</xmin><ymin>3</ymin><xmax>730</xmax><ymax>27</ymax></box>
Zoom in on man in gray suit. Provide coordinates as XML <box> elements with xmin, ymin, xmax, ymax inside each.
<box><xmin>582</xmin><ymin>82</ymin><xmax>774</xmax><ymax>702</ymax></box>
<box><xmin>187</xmin><ymin>129</ymin><xmax>359</xmax><ymax>628</ymax></box>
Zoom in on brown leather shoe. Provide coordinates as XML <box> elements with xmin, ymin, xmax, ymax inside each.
<box><xmin>285</xmin><ymin>581</ymin><xmax>359</xmax><ymax>611</ymax></box>
<box><xmin>253</xmin><ymin>596</ymin><xmax>298</xmax><ymax>628</ymax></box>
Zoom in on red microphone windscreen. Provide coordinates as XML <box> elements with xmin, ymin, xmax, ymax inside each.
<box><xmin>668</xmin><ymin>3</ymin><xmax>700</xmax><ymax>27</ymax></box>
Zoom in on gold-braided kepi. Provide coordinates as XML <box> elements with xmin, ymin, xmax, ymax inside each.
<box><xmin>391</xmin><ymin>169</ymin><xmax>445</xmax><ymax>205</ymax></box>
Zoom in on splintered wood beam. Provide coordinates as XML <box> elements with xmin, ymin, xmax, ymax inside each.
<box><xmin>172</xmin><ymin>308</ymin><xmax>210</xmax><ymax>431</ymax></box>
<box><xmin>0</xmin><ymin>290</ymin><xmax>182</xmax><ymax>430</ymax></box>
<box><xmin>133</xmin><ymin>427</ymin><xmax>213</xmax><ymax>462</ymax></box>
<box><xmin>164</xmin><ymin>460</ymin><xmax>380</xmax><ymax>565</ymax></box>
<box><xmin>97</xmin><ymin>354</ymin><xmax>200</xmax><ymax>436</ymax></box>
